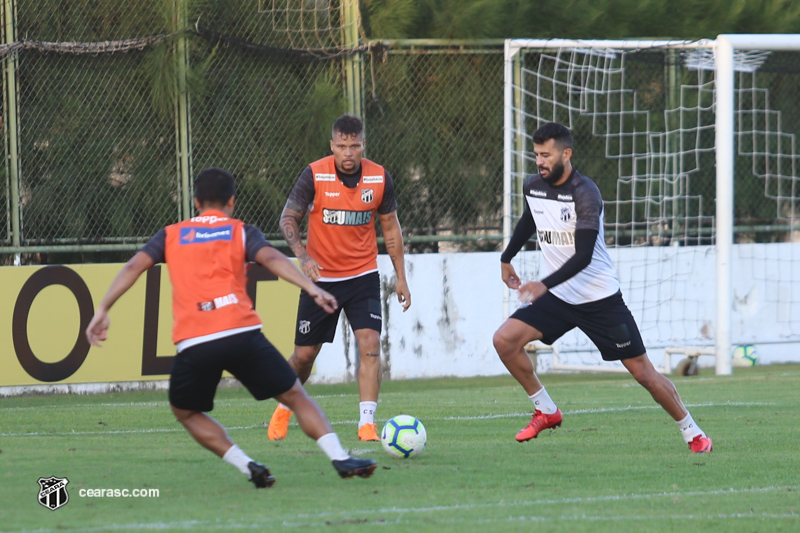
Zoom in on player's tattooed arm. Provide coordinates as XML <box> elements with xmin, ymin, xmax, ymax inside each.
<box><xmin>280</xmin><ymin>198</ymin><xmax>307</xmax><ymax>255</ymax></box>
<box><xmin>280</xmin><ymin>199</ymin><xmax>321</xmax><ymax>281</ymax></box>
<box><xmin>379</xmin><ymin>211</ymin><xmax>411</xmax><ymax>311</ymax></box>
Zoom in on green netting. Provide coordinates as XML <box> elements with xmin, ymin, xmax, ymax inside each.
<box><xmin>365</xmin><ymin>48</ymin><xmax>504</xmax><ymax>251</ymax></box>
<box><xmin>0</xmin><ymin>0</ymin><xmax>8</xmax><ymax>246</ymax></box>
<box><xmin>2</xmin><ymin>1</ymin><xmax>798</xmax><ymax>257</ymax></box>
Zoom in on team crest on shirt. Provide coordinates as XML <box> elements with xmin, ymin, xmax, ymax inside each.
<box><xmin>560</xmin><ymin>206</ymin><xmax>573</xmax><ymax>222</ymax></box>
<box><xmin>361</xmin><ymin>189</ymin><xmax>374</xmax><ymax>203</ymax></box>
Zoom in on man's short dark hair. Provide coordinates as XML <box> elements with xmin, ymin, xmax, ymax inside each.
<box><xmin>332</xmin><ymin>114</ymin><xmax>364</xmax><ymax>139</ymax></box>
<box><xmin>533</xmin><ymin>122</ymin><xmax>573</xmax><ymax>151</ymax></box>
<box><xmin>194</xmin><ymin>167</ymin><xmax>235</xmax><ymax>206</ymax></box>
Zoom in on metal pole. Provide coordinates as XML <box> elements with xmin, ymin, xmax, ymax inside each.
<box><xmin>176</xmin><ymin>0</ymin><xmax>192</xmax><ymax>219</ymax></box>
<box><xmin>4</xmin><ymin>0</ymin><xmax>20</xmax><ymax>249</ymax></box>
<box><xmin>342</xmin><ymin>0</ymin><xmax>362</xmax><ymax>117</ymax></box>
<box><xmin>513</xmin><ymin>50</ymin><xmax>524</xmax><ymax>225</ymax></box>
<box><xmin>714</xmin><ymin>36</ymin><xmax>733</xmax><ymax>376</ymax></box>
<box><xmin>503</xmin><ymin>40</ymin><xmax>519</xmax><ymax>319</ymax></box>
<box><xmin>503</xmin><ymin>40</ymin><xmax>517</xmax><ymax>251</ymax></box>
<box><xmin>666</xmin><ymin>49</ymin><xmax>680</xmax><ymax>229</ymax></box>
<box><xmin>508</xmin><ymin>38</ymin><xmax>715</xmax><ymax>51</ymax></box>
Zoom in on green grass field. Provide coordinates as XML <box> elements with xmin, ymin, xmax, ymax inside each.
<box><xmin>2</xmin><ymin>365</ymin><xmax>799</xmax><ymax>532</ymax></box>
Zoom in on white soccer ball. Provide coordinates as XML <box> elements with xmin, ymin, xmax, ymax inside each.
<box><xmin>380</xmin><ymin>415</ymin><xmax>426</xmax><ymax>458</ymax></box>
<box><xmin>732</xmin><ymin>344</ymin><xmax>758</xmax><ymax>367</ymax></box>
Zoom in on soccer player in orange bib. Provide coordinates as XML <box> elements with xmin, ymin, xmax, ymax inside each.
<box><xmin>86</xmin><ymin>168</ymin><xmax>377</xmax><ymax>487</ymax></box>
<box><xmin>268</xmin><ymin>114</ymin><xmax>411</xmax><ymax>442</ymax></box>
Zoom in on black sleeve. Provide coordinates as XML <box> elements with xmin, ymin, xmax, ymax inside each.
<box><xmin>287</xmin><ymin>166</ymin><xmax>315</xmax><ymax>210</ymax></box>
<box><xmin>378</xmin><ymin>170</ymin><xmax>398</xmax><ymax>215</ymax></box>
<box><xmin>140</xmin><ymin>228</ymin><xmax>166</xmax><ymax>264</ymax></box>
<box><xmin>244</xmin><ymin>224</ymin><xmax>272</xmax><ymax>262</ymax></box>
<box><xmin>540</xmin><ymin>228</ymin><xmax>598</xmax><ymax>289</ymax></box>
<box><xmin>500</xmin><ymin>202</ymin><xmax>536</xmax><ymax>263</ymax></box>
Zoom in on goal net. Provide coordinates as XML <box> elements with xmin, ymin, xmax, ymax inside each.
<box><xmin>257</xmin><ymin>0</ymin><xmax>360</xmax><ymax>55</ymax></box>
<box><xmin>504</xmin><ymin>38</ymin><xmax>800</xmax><ymax>374</ymax></box>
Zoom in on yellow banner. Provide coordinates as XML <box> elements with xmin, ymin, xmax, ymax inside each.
<box><xmin>0</xmin><ymin>263</ymin><xmax>299</xmax><ymax>386</ymax></box>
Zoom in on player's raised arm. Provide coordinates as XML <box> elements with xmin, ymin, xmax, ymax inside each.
<box><xmin>86</xmin><ymin>251</ymin><xmax>155</xmax><ymax>347</ymax></box>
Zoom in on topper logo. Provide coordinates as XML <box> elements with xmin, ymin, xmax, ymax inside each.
<box><xmin>190</xmin><ymin>215</ymin><xmax>228</xmax><ymax>224</ymax></box>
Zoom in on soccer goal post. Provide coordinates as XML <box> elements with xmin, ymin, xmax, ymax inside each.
<box><xmin>504</xmin><ymin>36</ymin><xmax>800</xmax><ymax>376</ymax></box>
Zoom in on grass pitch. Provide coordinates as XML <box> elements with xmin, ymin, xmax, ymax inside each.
<box><xmin>2</xmin><ymin>365</ymin><xmax>799</xmax><ymax>532</ymax></box>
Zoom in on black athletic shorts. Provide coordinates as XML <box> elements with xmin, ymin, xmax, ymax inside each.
<box><xmin>169</xmin><ymin>330</ymin><xmax>297</xmax><ymax>412</ymax></box>
<box><xmin>295</xmin><ymin>271</ymin><xmax>382</xmax><ymax>346</ymax></box>
<box><xmin>510</xmin><ymin>290</ymin><xmax>646</xmax><ymax>361</ymax></box>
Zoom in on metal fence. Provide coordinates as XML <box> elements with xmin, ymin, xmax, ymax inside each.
<box><xmin>2</xmin><ymin>2</ymin><xmax>798</xmax><ymax>261</ymax></box>
<box><xmin>0</xmin><ymin>0</ymin><xmax>506</xmax><ymax>259</ymax></box>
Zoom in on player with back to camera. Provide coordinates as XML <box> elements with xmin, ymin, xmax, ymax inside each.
<box><xmin>85</xmin><ymin>168</ymin><xmax>377</xmax><ymax>488</ymax></box>
<box><xmin>493</xmin><ymin>122</ymin><xmax>713</xmax><ymax>453</ymax></box>
<box><xmin>267</xmin><ymin>114</ymin><xmax>411</xmax><ymax>442</ymax></box>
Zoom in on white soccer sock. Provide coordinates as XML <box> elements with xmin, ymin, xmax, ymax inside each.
<box><xmin>278</xmin><ymin>402</ymin><xmax>292</xmax><ymax>412</ymax></box>
<box><xmin>677</xmin><ymin>413</ymin><xmax>704</xmax><ymax>443</ymax></box>
<box><xmin>222</xmin><ymin>444</ymin><xmax>254</xmax><ymax>476</ymax></box>
<box><xmin>529</xmin><ymin>388</ymin><xmax>558</xmax><ymax>415</ymax></box>
<box><xmin>359</xmin><ymin>401</ymin><xmax>378</xmax><ymax>427</ymax></box>
<box><xmin>316</xmin><ymin>433</ymin><xmax>349</xmax><ymax>461</ymax></box>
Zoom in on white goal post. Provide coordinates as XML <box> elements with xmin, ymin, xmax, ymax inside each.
<box><xmin>504</xmin><ymin>36</ymin><xmax>800</xmax><ymax>376</ymax></box>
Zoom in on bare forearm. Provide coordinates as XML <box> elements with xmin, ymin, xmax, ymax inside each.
<box><xmin>384</xmin><ymin>230</ymin><xmax>407</xmax><ymax>281</ymax></box>
<box><xmin>256</xmin><ymin>247</ymin><xmax>315</xmax><ymax>293</ymax></box>
<box><xmin>279</xmin><ymin>216</ymin><xmax>304</xmax><ymax>255</ymax></box>
<box><xmin>381</xmin><ymin>212</ymin><xmax>407</xmax><ymax>280</ymax></box>
<box><xmin>380</xmin><ymin>212</ymin><xmax>411</xmax><ymax>310</ymax></box>
<box><xmin>280</xmin><ymin>199</ymin><xmax>310</xmax><ymax>259</ymax></box>
<box><xmin>98</xmin><ymin>252</ymin><xmax>153</xmax><ymax>312</ymax></box>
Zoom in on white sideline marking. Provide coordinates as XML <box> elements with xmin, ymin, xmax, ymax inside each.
<box><xmin>441</xmin><ymin>401</ymin><xmax>775</xmax><ymax>421</ymax></box>
<box><xmin>1</xmin><ymin>393</ymin><xmax>354</xmax><ymax>411</ymax></box>
<box><xmin>8</xmin><ymin>485</ymin><xmax>798</xmax><ymax>532</ymax></box>
<box><xmin>0</xmin><ymin>401</ymin><xmax>775</xmax><ymax>437</ymax></box>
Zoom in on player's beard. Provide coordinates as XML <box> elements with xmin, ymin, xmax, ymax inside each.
<box><xmin>540</xmin><ymin>159</ymin><xmax>565</xmax><ymax>185</ymax></box>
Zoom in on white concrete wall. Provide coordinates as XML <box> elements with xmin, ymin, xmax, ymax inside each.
<box><xmin>310</xmin><ymin>252</ymin><xmax>510</xmax><ymax>383</ymax></box>
<box><xmin>308</xmin><ymin>242</ymin><xmax>800</xmax><ymax>383</ymax></box>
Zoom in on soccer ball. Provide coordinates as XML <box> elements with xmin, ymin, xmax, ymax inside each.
<box><xmin>732</xmin><ymin>344</ymin><xmax>758</xmax><ymax>367</ymax></box>
<box><xmin>380</xmin><ymin>415</ymin><xmax>426</xmax><ymax>458</ymax></box>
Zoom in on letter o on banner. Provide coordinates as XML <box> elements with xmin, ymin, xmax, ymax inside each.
<box><xmin>13</xmin><ymin>266</ymin><xmax>94</xmax><ymax>382</ymax></box>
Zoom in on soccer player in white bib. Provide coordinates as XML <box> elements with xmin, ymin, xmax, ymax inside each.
<box><xmin>493</xmin><ymin>122</ymin><xmax>713</xmax><ymax>453</ymax></box>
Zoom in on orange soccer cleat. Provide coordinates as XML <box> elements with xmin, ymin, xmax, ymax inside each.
<box><xmin>267</xmin><ymin>405</ymin><xmax>293</xmax><ymax>441</ymax></box>
<box><xmin>357</xmin><ymin>422</ymin><xmax>380</xmax><ymax>442</ymax></box>
<box><xmin>515</xmin><ymin>408</ymin><xmax>563</xmax><ymax>442</ymax></box>
<box><xmin>689</xmin><ymin>434</ymin><xmax>713</xmax><ymax>453</ymax></box>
